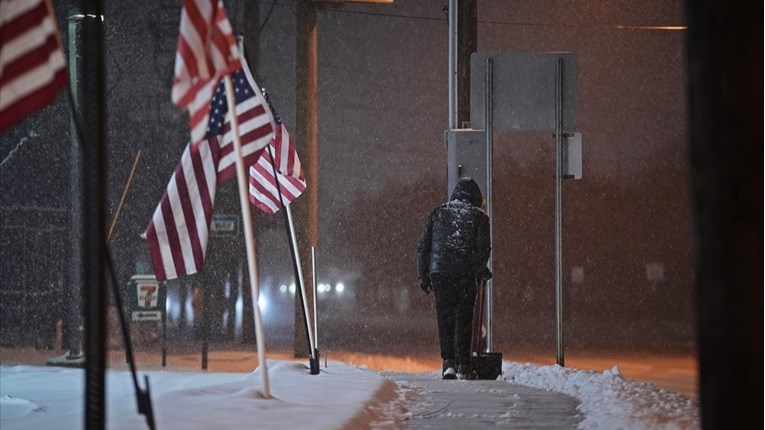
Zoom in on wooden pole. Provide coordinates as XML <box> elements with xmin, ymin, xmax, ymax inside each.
<box><xmin>457</xmin><ymin>0</ymin><xmax>477</xmax><ymax>128</ymax></box>
<box><xmin>107</xmin><ymin>149</ymin><xmax>141</xmax><ymax>242</ymax></box>
<box><xmin>294</xmin><ymin>0</ymin><xmax>318</xmax><ymax>358</ymax></box>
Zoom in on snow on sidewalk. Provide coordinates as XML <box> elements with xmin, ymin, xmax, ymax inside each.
<box><xmin>0</xmin><ymin>359</ymin><xmax>700</xmax><ymax>430</ymax></box>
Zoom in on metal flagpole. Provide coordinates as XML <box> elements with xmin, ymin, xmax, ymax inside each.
<box><xmin>223</xmin><ymin>75</ymin><xmax>270</xmax><ymax>398</ymax></box>
<box><xmin>285</xmin><ymin>204</ymin><xmax>318</xmax><ymax>360</ymax></box>
<box><xmin>311</xmin><ymin>246</ymin><xmax>318</xmax><ymax>355</ymax></box>
<box><xmin>66</xmin><ymin>13</ymin><xmax>83</xmax><ymax>361</ymax></box>
<box><xmin>264</xmin><ymin>145</ymin><xmax>319</xmax><ymax>374</ymax></box>
<box><xmin>554</xmin><ymin>57</ymin><xmax>565</xmax><ymax>367</ymax></box>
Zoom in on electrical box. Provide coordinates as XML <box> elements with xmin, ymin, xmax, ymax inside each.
<box><xmin>446</xmin><ymin>129</ymin><xmax>488</xmax><ymax>201</ymax></box>
<box><xmin>563</xmin><ymin>132</ymin><xmax>582</xmax><ymax>179</ymax></box>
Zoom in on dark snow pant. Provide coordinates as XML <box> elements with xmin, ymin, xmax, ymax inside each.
<box><xmin>431</xmin><ymin>272</ymin><xmax>478</xmax><ymax>367</ymax></box>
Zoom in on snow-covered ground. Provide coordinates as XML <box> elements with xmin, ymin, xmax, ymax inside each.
<box><xmin>502</xmin><ymin>362</ymin><xmax>699</xmax><ymax>429</ymax></box>
<box><xmin>0</xmin><ymin>359</ymin><xmax>699</xmax><ymax>429</ymax></box>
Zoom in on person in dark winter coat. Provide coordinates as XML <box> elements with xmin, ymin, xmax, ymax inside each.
<box><xmin>417</xmin><ymin>177</ymin><xmax>492</xmax><ymax>380</ymax></box>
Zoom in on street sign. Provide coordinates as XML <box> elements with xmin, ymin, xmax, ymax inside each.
<box><xmin>465</xmin><ymin>51</ymin><xmax>580</xmax><ymax>367</ymax></box>
<box><xmin>210</xmin><ymin>214</ymin><xmax>239</xmax><ymax>237</ymax></box>
<box><xmin>470</xmin><ymin>52</ymin><xmax>578</xmax><ymax>132</ymax></box>
<box><xmin>126</xmin><ymin>274</ymin><xmax>168</xmax><ymax>365</ymax></box>
<box><xmin>127</xmin><ymin>274</ymin><xmax>165</xmax><ymax>322</ymax></box>
<box><xmin>131</xmin><ymin>311</ymin><xmax>162</xmax><ymax>322</ymax></box>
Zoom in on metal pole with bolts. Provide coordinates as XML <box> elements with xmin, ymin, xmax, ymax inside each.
<box><xmin>311</xmin><ymin>246</ymin><xmax>319</xmax><ymax>361</ymax></box>
<box><xmin>66</xmin><ymin>13</ymin><xmax>83</xmax><ymax>361</ymax></box>
<box><xmin>554</xmin><ymin>57</ymin><xmax>565</xmax><ymax>367</ymax></box>
<box><xmin>483</xmin><ymin>57</ymin><xmax>494</xmax><ymax>352</ymax></box>
<box><xmin>447</xmin><ymin>0</ymin><xmax>458</xmax><ymax>130</ymax></box>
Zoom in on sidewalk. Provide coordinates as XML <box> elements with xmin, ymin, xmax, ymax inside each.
<box><xmin>383</xmin><ymin>372</ymin><xmax>582</xmax><ymax>429</ymax></box>
<box><xmin>2</xmin><ymin>346</ymin><xmax>699</xmax><ymax>429</ymax></box>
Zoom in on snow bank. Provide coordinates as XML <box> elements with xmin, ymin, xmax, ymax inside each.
<box><xmin>502</xmin><ymin>362</ymin><xmax>700</xmax><ymax>430</ymax></box>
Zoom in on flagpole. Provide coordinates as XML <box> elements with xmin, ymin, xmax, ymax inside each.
<box><xmin>286</xmin><ymin>204</ymin><xmax>317</xmax><ymax>356</ymax></box>
<box><xmin>107</xmin><ymin>149</ymin><xmax>141</xmax><ymax>242</ymax></box>
<box><xmin>265</xmin><ymin>145</ymin><xmax>319</xmax><ymax>374</ymax></box>
<box><xmin>223</xmin><ymin>75</ymin><xmax>270</xmax><ymax>398</ymax></box>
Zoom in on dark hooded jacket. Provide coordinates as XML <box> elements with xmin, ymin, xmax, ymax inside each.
<box><xmin>417</xmin><ymin>177</ymin><xmax>491</xmax><ymax>280</ymax></box>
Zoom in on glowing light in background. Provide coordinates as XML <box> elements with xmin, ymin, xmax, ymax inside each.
<box><xmin>165</xmin><ymin>294</ymin><xmax>178</xmax><ymax>319</ymax></box>
<box><xmin>235</xmin><ymin>290</ymin><xmax>243</xmax><ymax>329</ymax></box>
<box><xmin>185</xmin><ymin>290</ymin><xmax>194</xmax><ymax>325</ymax></box>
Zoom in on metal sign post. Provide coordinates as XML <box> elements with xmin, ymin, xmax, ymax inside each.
<box><xmin>554</xmin><ymin>57</ymin><xmax>564</xmax><ymax>366</ymax></box>
<box><xmin>127</xmin><ymin>274</ymin><xmax>167</xmax><ymax>367</ymax></box>
<box><xmin>483</xmin><ymin>57</ymin><xmax>494</xmax><ymax>352</ymax></box>
<box><xmin>468</xmin><ymin>52</ymin><xmax>579</xmax><ymax>366</ymax></box>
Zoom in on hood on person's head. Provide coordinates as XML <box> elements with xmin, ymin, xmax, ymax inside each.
<box><xmin>450</xmin><ymin>177</ymin><xmax>483</xmax><ymax>207</ymax></box>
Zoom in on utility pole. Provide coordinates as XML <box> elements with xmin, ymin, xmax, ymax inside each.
<box><xmin>457</xmin><ymin>0</ymin><xmax>476</xmax><ymax>128</ymax></box>
<box><xmin>294</xmin><ymin>0</ymin><xmax>318</xmax><ymax>358</ymax></box>
<box><xmin>242</xmin><ymin>1</ymin><xmax>260</xmax><ymax>77</ymax></box>
<box><xmin>79</xmin><ymin>0</ymin><xmax>107</xmax><ymax>427</ymax></box>
<box><xmin>239</xmin><ymin>0</ymin><xmax>261</xmax><ymax>346</ymax></box>
<box><xmin>686</xmin><ymin>1</ymin><xmax>762</xmax><ymax>428</ymax></box>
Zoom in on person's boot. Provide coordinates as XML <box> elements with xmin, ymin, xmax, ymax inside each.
<box><xmin>457</xmin><ymin>362</ymin><xmax>471</xmax><ymax>380</ymax></box>
<box><xmin>442</xmin><ymin>359</ymin><xmax>457</xmax><ymax>380</ymax></box>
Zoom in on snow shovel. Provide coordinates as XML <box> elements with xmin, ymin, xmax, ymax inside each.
<box><xmin>469</xmin><ymin>278</ymin><xmax>503</xmax><ymax>380</ymax></box>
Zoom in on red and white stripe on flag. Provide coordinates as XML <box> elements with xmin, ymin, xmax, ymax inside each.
<box><xmin>248</xmin><ymin>123</ymin><xmax>306</xmax><ymax>215</ymax></box>
<box><xmin>171</xmin><ymin>0</ymin><xmax>241</xmax><ymax>146</ymax></box>
<box><xmin>0</xmin><ymin>0</ymin><xmax>67</xmax><ymax>132</ymax></box>
<box><xmin>145</xmin><ymin>138</ymin><xmax>219</xmax><ymax>281</ymax></box>
<box><xmin>212</xmin><ymin>69</ymin><xmax>275</xmax><ymax>183</ymax></box>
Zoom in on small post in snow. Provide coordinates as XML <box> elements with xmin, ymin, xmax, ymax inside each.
<box><xmin>311</xmin><ymin>246</ymin><xmax>319</xmax><ymax>361</ymax></box>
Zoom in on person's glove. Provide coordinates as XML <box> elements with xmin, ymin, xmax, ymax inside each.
<box><xmin>420</xmin><ymin>278</ymin><xmax>432</xmax><ymax>295</ymax></box>
<box><xmin>478</xmin><ymin>267</ymin><xmax>493</xmax><ymax>281</ymax></box>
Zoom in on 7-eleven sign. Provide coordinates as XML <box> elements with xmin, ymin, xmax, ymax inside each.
<box><xmin>128</xmin><ymin>274</ymin><xmax>164</xmax><ymax>322</ymax></box>
<box><xmin>137</xmin><ymin>283</ymin><xmax>158</xmax><ymax>309</ymax></box>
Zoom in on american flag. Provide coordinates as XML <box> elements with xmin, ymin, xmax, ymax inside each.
<box><xmin>248</xmin><ymin>106</ymin><xmax>306</xmax><ymax>215</ymax></box>
<box><xmin>171</xmin><ymin>0</ymin><xmax>240</xmax><ymax>146</ymax></box>
<box><xmin>0</xmin><ymin>0</ymin><xmax>67</xmax><ymax>132</ymax></box>
<box><xmin>145</xmin><ymin>62</ymin><xmax>274</xmax><ymax>281</ymax></box>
